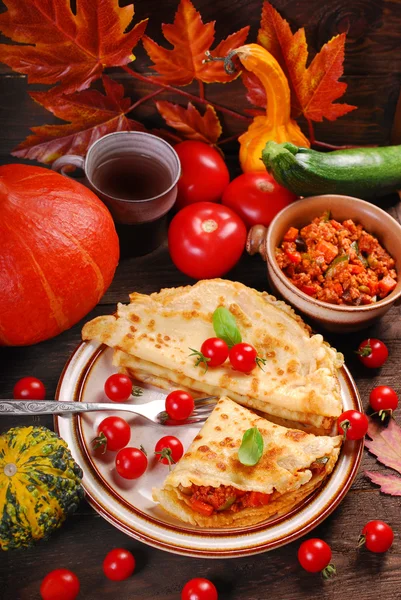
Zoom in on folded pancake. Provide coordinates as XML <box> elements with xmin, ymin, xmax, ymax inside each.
<box><xmin>152</xmin><ymin>398</ymin><xmax>342</xmax><ymax>528</ymax></box>
<box><xmin>82</xmin><ymin>279</ymin><xmax>344</xmax><ymax>434</ymax></box>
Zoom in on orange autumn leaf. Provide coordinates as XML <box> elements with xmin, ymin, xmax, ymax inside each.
<box><xmin>142</xmin><ymin>0</ymin><xmax>249</xmax><ymax>85</ymax></box>
<box><xmin>253</xmin><ymin>1</ymin><xmax>356</xmax><ymax>122</ymax></box>
<box><xmin>13</xmin><ymin>76</ymin><xmax>145</xmax><ymax>164</ymax></box>
<box><xmin>0</xmin><ymin>0</ymin><xmax>148</xmax><ymax>96</ymax></box>
<box><xmin>156</xmin><ymin>101</ymin><xmax>222</xmax><ymax>143</ymax></box>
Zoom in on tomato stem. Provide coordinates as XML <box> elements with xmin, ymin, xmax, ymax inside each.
<box><xmin>339</xmin><ymin>419</ymin><xmax>350</xmax><ymax>442</ymax></box>
<box><xmin>356</xmin><ymin>343</ymin><xmax>372</xmax><ymax>357</ymax></box>
<box><xmin>132</xmin><ymin>386</ymin><xmax>144</xmax><ymax>397</ymax></box>
<box><xmin>321</xmin><ymin>564</ymin><xmax>336</xmax><ymax>579</ymax></box>
<box><xmin>140</xmin><ymin>444</ymin><xmax>147</xmax><ymax>456</ymax></box>
<box><xmin>358</xmin><ymin>534</ymin><xmax>366</xmax><ymax>548</ymax></box>
<box><xmin>155</xmin><ymin>448</ymin><xmax>176</xmax><ymax>470</ymax></box>
<box><xmin>256</xmin><ymin>356</ymin><xmax>267</xmax><ymax>371</ymax></box>
<box><xmin>189</xmin><ymin>348</ymin><xmax>210</xmax><ymax>372</ymax></box>
<box><xmin>93</xmin><ymin>432</ymin><xmax>108</xmax><ymax>454</ymax></box>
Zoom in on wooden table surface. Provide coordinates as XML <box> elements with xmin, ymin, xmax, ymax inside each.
<box><xmin>2</xmin><ymin>52</ymin><xmax>401</xmax><ymax>600</ymax></box>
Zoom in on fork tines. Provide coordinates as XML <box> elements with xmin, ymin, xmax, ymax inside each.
<box><xmin>193</xmin><ymin>395</ymin><xmax>217</xmax><ymax>418</ymax></box>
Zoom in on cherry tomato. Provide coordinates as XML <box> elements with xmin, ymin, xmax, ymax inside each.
<box><xmin>337</xmin><ymin>410</ymin><xmax>368</xmax><ymax>440</ymax></box>
<box><xmin>155</xmin><ymin>436</ymin><xmax>184</xmax><ymax>466</ymax></box>
<box><xmin>115</xmin><ymin>447</ymin><xmax>147</xmax><ymax>479</ymax></box>
<box><xmin>181</xmin><ymin>577</ymin><xmax>218</xmax><ymax>600</ymax></box>
<box><xmin>13</xmin><ymin>376</ymin><xmax>45</xmax><ymax>400</ymax></box>
<box><xmin>229</xmin><ymin>342</ymin><xmax>261</xmax><ymax>373</ymax></box>
<box><xmin>40</xmin><ymin>569</ymin><xmax>80</xmax><ymax>600</ymax></box>
<box><xmin>200</xmin><ymin>337</ymin><xmax>229</xmax><ymax>367</ymax></box>
<box><xmin>222</xmin><ymin>172</ymin><xmax>297</xmax><ymax>229</ymax></box>
<box><xmin>94</xmin><ymin>416</ymin><xmax>131</xmax><ymax>452</ymax></box>
<box><xmin>360</xmin><ymin>520</ymin><xmax>394</xmax><ymax>553</ymax></box>
<box><xmin>174</xmin><ymin>141</ymin><xmax>229</xmax><ymax>210</ymax></box>
<box><xmin>369</xmin><ymin>385</ymin><xmax>398</xmax><ymax>419</ymax></box>
<box><xmin>168</xmin><ymin>202</ymin><xmax>247</xmax><ymax>279</ymax></box>
<box><xmin>104</xmin><ymin>373</ymin><xmax>132</xmax><ymax>402</ymax></box>
<box><xmin>298</xmin><ymin>539</ymin><xmax>335</xmax><ymax>577</ymax></box>
<box><xmin>357</xmin><ymin>338</ymin><xmax>388</xmax><ymax>368</ymax></box>
<box><xmin>165</xmin><ymin>390</ymin><xmax>195</xmax><ymax>421</ymax></box>
<box><xmin>103</xmin><ymin>548</ymin><xmax>136</xmax><ymax>581</ymax></box>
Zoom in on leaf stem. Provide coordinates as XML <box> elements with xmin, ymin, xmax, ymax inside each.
<box><xmin>122</xmin><ymin>65</ymin><xmax>251</xmax><ymax>122</ymax></box>
<box><xmin>217</xmin><ymin>133</ymin><xmax>240</xmax><ymax>146</ymax></box>
<box><xmin>127</xmin><ymin>88</ymin><xmax>164</xmax><ymax>113</ymax></box>
<box><xmin>198</xmin><ymin>80</ymin><xmax>205</xmax><ymax>101</ymax></box>
<box><xmin>306</xmin><ymin>118</ymin><xmax>316</xmax><ymax>145</ymax></box>
<box><xmin>313</xmin><ymin>139</ymin><xmax>372</xmax><ymax>150</ymax></box>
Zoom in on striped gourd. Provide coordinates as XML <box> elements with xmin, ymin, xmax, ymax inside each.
<box><xmin>0</xmin><ymin>426</ymin><xmax>84</xmax><ymax>550</ymax></box>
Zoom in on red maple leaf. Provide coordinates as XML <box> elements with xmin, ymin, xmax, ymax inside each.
<box><xmin>245</xmin><ymin>1</ymin><xmax>356</xmax><ymax>122</ymax></box>
<box><xmin>156</xmin><ymin>101</ymin><xmax>222</xmax><ymax>144</ymax></box>
<box><xmin>0</xmin><ymin>0</ymin><xmax>148</xmax><ymax>96</ymax></box>
<box><xmin>13</xmin><ymin>76</ymin><xmax>145</xmax><ymax>164</ymax></box>
<box><xmin>142</xmin><ymin>0</ymin><xmax>249</xmax><ymax>85</ymax></box>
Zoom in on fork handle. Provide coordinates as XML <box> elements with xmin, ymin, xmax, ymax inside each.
<box><xmin>0</xmin><ymin>400</ymin><xmax>131</xmax><ymax>416</ymax></box>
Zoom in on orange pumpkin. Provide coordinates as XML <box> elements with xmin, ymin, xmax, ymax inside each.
<box><xmin>0</xmin><ymin>165</ymin><xmax>119</xmax><ymax>346</ymax></box>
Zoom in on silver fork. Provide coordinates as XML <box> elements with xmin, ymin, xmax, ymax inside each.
<box><xmin>0</xmin><ymin>396</ymin><xmax>218</xmax><ymax>426</ymax></box>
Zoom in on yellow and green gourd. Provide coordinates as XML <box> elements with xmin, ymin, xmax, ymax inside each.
<box><xmin>0</xmin><ymin>426</ymin><xmax>84</xmax><ymax>550</ymax></box>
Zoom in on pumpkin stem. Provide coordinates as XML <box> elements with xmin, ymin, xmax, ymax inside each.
<box><xmin>3</xmin><ymin>462</ymin><xmax>17</xmax><ymax>477</ymax></box>
<box><xmin>203</xmin><ymin>50</ymin><xmax>239</xmax><ymax>75</ymax></box>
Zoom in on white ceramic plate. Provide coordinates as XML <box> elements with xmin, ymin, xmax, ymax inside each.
<box><xmin>55</xmin><ymin>341</ymin><xmax>363</xmax><ymax>558</ymax></box>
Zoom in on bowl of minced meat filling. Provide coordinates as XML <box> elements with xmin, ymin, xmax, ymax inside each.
<box><xmin>249</xmin><ymin>195</ymin><xmax>401</xmax><ymax>332</ymax></box>
<box><xmin>276</xmin><ymin>213</ymin><xmax>397</xmax><ymax>305</ymax></box>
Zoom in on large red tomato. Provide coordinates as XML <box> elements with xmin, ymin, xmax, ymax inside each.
<box><xmin>168</xmin><ymin>202</ymin><xmax>246</xmax><ymax>279</ymax></box>
<box><xmin>222</xmin><ymin>172</ymin><xmax>297</xmax><ymax>229</ymax></box>
<box><xmin>174</xmin><ymin>141</ymin><xmax>230</xmax><ymax>210</ymax></box>
<box><xmin>0</xmin><ymin>165</ymin><xmax>119</xmax><ymax>346</ymax></box>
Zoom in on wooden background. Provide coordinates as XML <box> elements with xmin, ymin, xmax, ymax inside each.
<box><xmin>1</xmin><ymin>1</ymin><xmax>401</xmax><ymax>599</ymax></box>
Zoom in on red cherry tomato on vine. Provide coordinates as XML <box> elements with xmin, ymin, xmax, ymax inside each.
<box><xmin>369</xmin><ymin>385</ymin><xmax>398</xmax><ymax>418</ymax></box>
<box><xmin>40</xmin><ymin>569</ymin><xmax>80</xmax><ymax>600</ymax></box>
<box><xmin>181</xmin><ymin>577</ymin><xmax>218</xmax><ymax>600</ymax></box>
<box><xmin>115</xmin><ymin>447</ymin><xmax>148</xmax><ymax>479</ymax></box>
<box><xmin>165</xmin><ymin>390</ymin><xmax>195</xmax><ymax>421</ymax></box>
<box><xmin>222</xmin><ymin>172</ymin><xmax>297</xmax><ymax>229</ymax></box>
<box><xmin>94</xmin><ymin>416</ymin><xmax>131</xmax><ymax>452</ymax></box>
<box><xmin>298</xmin><ymin>539</ymin><xmax>335</xmax><ymax>577</ymax></box>
<box><xmin>174</xmin><ymin>141</ymin><xmax>229</xmax><ymax>210</ymax></box>
<box><xmin>155</xmin><ymin>436</ymin><xmax>184</xmax><ymax>466</ymax></box>
<box><xmin>357</xmin><ymin>338</ymin><xmax>388</xmax><ymax>368</ymax></box>
<box><xmin>337</xmin><ymin>410</ymin><xmax>368</xmax><ymax>440</ymax></box>
<box><xmin>103</xmin><ymin>548</ymin><xmax>136</xmax><ymax>581</ymax></box>
<box><xmin>201</xmin><ymin>337</ymin><xmax>229</xmax><ymax>367</ymax></box>
<box><xmin>104</xmin><ymin>373</ymin><xmax>132</xmax><ymax>402</ymax></box>
<box><xmin>13</xmin><ymin>376</ymin><xmax>46</xmax><ymax>400</ymax></box>
<box><xmin>168</xmin><ymin>202</ymin><xmax>247</xmax><ymax>279</ymax></box>
<box><xmin>229</xmin><ymin>343</ymin><xmax>263</xmax><ymax>373</ymax></box>
<box><xmin>360</xmin><ymin>520</ymin><xmax>394</xmax><ymax>553</ymax></box>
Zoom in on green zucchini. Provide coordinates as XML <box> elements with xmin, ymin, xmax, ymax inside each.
<box><xmin>261</xmin><ymin>141</ymin><xmax>401</xmax><ymax>199</ymax></box>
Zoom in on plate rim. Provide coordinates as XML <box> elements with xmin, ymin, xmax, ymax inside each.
<box><xmin>55</xmin><ymin>340</ymin><xmax>363</xmax><ymax>559</ymax></box>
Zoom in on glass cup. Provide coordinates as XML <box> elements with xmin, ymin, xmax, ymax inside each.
<box><xmin>52</xmin><ymin>131</ymin><xmax>181</xmax><ymax>256</ymax></box>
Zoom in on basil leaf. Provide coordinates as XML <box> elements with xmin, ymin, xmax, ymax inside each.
<box><xmin>238</xmin><ymin>427</ymin><xmax>264</xmax><ymax>466</ymax></box>
<box><xmin>212</xmin><ymin>307</ymin><xmax>242</xmax><ymax>348</ymax></box>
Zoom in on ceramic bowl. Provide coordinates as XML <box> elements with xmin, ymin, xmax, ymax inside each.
<box><xmin>247</xmin><ymin>194</ymin><xmax>401</xmax><ymax>332</ymax></box>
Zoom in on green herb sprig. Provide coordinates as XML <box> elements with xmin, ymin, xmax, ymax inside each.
<box><xmin>212</xmin><ymin>307</ymin><xmax>242</xmax><ymax>348</ymax></box>
<box><xmin>238</xmin><ymin>427</ymin><xmax>264</xmax><ymax>466</ymax></box>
